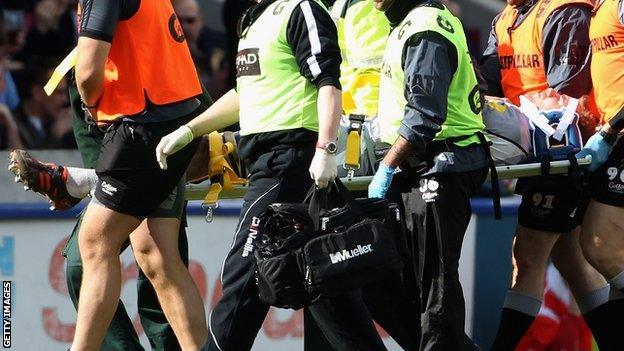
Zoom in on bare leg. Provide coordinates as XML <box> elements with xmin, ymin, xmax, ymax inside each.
<box><xmin>72</xmin><ymin>202</ymin><xmax>141</xmax><ymax>350</ymax></box>
<box><xmin>581</xmin><ymin>201</ymin><xmax>624</xmax><ymax>279</ymax></box>
<box><xmin>491</xmin><ymin>225</ymin><xmax>559</xmax><ymax>351</ymax></box>
<box><xmin>510</xmin><ymin>225</ymin><xmax>560</xmax><ymax>297</ymax></box>
<box><xmin>131</xmin><ymin>218</ymin><xmax>207</xmax><ymax>350</ymax></box>
<box><xmin>551</xmin><ymin>227</ymin><xmax>607</xmax><ymax>299</ymax></box>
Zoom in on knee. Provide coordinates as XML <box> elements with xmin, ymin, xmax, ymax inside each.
<box><xmin>134</xmin><ymin>246</ymin><xmax>179</xmax><ymax>284</ymax></box>
<box><xmin>580</xmin><ymin>231</ymin><xmax>623</xmax><ymax>275</ymax></box>
<box><xmin>78</xmin><ymin>235</ymin><xmax>118</xmax><ymax>265</ymax></box>
<box><xmin>513</xmin><ymin>252</ymin><xmax>546</xmax><ymax>275</ymax></box>
<box><xmin>134</xmin><ymin>247</ymin><xmax>163</xmax><ymax>281</ymax></box>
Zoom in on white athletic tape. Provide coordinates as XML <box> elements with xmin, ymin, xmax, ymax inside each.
<box><xmin>519</xmin><ymin>95</ymin><xmax>556</xmax><ymax>136</ymax></box>
<box><xmin>553</xmin><ymin>98</ymin><xmax>579</xmax><ymax>141</ymax></box>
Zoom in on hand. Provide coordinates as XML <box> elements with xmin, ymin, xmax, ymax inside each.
<box><xmin>156</xmin><ymin>125</ymin><xmax>194</xmax><ymax>170</ymax></box>
<box><xmin>368</xmin><ymin>162</ymin><xmax>395</xmax><ymax>199</ymax></box>
<box><xmin>577</xmin><ymin>131</ymin><xmax>612</xmax><ymax>172</ymax></box>
<box><xmin>309</xmin><ymin>148</ymin><xmax>337</xmax><ymax>188</ymax></box>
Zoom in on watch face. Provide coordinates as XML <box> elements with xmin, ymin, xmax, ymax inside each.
<box><xmin>326</xmin><ymin>142</ymin><xmax>337</xmax><ymax>154</ymax></box>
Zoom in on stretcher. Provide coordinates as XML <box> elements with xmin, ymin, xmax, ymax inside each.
<box><xmin>184</xmin><ymin>155</ymin><xmax>592</xmax><ymax>201</ymax></box>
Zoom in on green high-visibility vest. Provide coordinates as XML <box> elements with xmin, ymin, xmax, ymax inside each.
<box><xmin>237</xmin><ymin>0</ymin><xmax>326</xmax><ymax>136</ymax></box>
<box><xmin>338</xmin><ymin>0</ymin><xmax>390</xmax><ymax>117</ymax></box>
<box><xmin>377</xmin><ymin>3</ymin><xmax>484</xmax><ymax>146</ymax></box>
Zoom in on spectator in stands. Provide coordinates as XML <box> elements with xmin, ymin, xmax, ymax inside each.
<box><xmin>0</xmin><ymin>103</ymin><xmax>22</xmax><ymax>150</ymax></box>
<box><xmin>16</xmin><ymin>0</ymin><xmax>76</xmax><ymax>63</ymax></box>
<box><xmin>0</xmin><ymin>22</ymin><xmax>22</xmax><ymax>150</ymax></box>
<box><xmin>173</xmin><ymin>0</ymin><xmax>229</xmax><ymax>99</ymax></box>
<box><xmin>0</xmin><ymin>4</ymin><xmax>26</xmax><ymax>70</ymax></box>
<box><xmin>13</xmin><ymin>64</ymin><xmax>74</xmax><ymax>149</ymax></box>
<box><xmin>0</xmin><ymin>17</ymin><xmax>20</xmax><ymax>111</ymax></box>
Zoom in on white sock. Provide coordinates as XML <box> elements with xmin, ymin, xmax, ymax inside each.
<box><xmin>66</xmin><ymin>167</ymin><xmax>98</xmax><ymax>199</ymax></box>
<box><xmin>609</xmin><ymin>269</ymin><xmax>624</xmax><ymax>291</ymax></box>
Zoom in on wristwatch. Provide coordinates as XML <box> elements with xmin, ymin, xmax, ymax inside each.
<box><xmin>600</xmin><ymin>129</ymin><xmax>618</xmax><ymax>146</ymax></box>
<box><xmin>316</xmin><ymin>141</ymin><xmax>338</xmax><ymax>154</ymax></box>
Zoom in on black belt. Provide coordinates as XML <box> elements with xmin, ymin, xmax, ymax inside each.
<box><xmin>429</xmin><ymin>133</ymin><xmax>502</xmax><ymax>220</ymax></box>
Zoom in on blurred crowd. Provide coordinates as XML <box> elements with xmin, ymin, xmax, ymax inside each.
<box><xmin>0</xmin><ymin>0</ymin><xmax>470</xmax><ymax>151</ymax></box>
<box><xmin>0</xmin><ymin>0</ymin><xmax>237</xmax><ymax>150</ymax></box>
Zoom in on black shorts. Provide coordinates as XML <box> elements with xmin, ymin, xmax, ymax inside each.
<box><xmin>516</xmin><ymin>174</ymin><xmax>587</xmax><ymax>233</ymax></box>
<box><xmin>94</xmin><ymin>114</ymin><xmax>200</xmax><ymax>218</ymax></box>
<box><xmin>589</xmin><ymin>135</ymin><xmax>624</xmax><ymax>207</ymax></box>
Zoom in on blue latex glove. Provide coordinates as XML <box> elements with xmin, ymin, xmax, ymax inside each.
<box><xmin>577</xmin><ymin>132</ymin><xmax>612</xmax><ymax>172</ymax></box>
<box><xmin>368</xmin><ymin>162</ymin><xmax>395</xmax><ymax>199</ymax></box>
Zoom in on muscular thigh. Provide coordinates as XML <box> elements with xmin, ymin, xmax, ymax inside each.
<box><xmin>130</xmin><ymin>218</ymin><xmax>182</xmax><ymax>259</ymax></box>
<box><xmin>582</xmin><ymin>201</ymin><xmax>624</xmax><ymax>253</ymax></box>
<box><xmin>78</xmin><ymin>202</ymin><xmax>141</xmax><ymax>256</ymax></box>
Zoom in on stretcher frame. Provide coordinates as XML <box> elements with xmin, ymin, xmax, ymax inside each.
<box><xmin>184</xmin><ymin>156</ymin><xmax>592</xmax><ymax>201</ymax></box>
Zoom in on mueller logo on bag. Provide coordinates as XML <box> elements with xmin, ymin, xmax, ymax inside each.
<box><xmin>329</xmin><ymin>244</ymin><xmax>374</xmax><ymax>264</ymax></box>
<box><xmin>242</xmin><ymin>217</ymin><xmax>261</xmax><ymax>257</ymax></box>
<box><xmin>236</xmin><ymin>48</ymin><xmax>261</xmax><ymax>77</ymax></box>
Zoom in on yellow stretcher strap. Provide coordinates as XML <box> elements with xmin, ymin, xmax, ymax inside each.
<box><xmin>44</xmin><ymin>47</ymin><xmax>78</xmax><ymax>96</ymax></box>
<box><xmin>202</xmin><ymin>131</ymin><xmax>247</xmax><ymax>210</ymax></box>
<box><xmin>344</xmin><ymin>114</ymin><xmax>365</xmax><ymax>171</ymax></box>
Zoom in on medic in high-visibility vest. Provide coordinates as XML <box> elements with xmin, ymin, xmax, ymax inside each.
<box><xmin>369</xmin><ymin>0</ymin><xmax>492</xmax><ymax>349</ymax></box>
<box><xmin>156</xmin><ymin>0</ymin><xmax>388</xmax><ymax>350</ymax></box>
<box><xmin>480</xmin><ymin>1</ymin><xmax>623</xmax><ymax>350</ymax></box>
<box><xmin>303</xmin><ymin>2</ymin><xmax>422</xmax><ymax>351</ymax></box>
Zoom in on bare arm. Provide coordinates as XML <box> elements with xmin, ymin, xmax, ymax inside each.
<box><xmin>186</xmin><ymin>89</ymin><xmax>240</xmax><ymax>137</ymax></box>
<box><xmin>382</xmin><ymin>137</ymin><xmax>414</xmax><ymax>168</ymax></box>
<box><xmin>316</xmin><ymin>85</ymin><xmax>341</xmax><ymax>145</ymax></box>
<box><xmin>75</xmin><ymin>37</ymin><xmax>110</xmax><ymax>106</ymax></box>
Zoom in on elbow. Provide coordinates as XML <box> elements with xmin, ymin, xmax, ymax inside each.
<box><xmin>75</xmin><ymin>66</ymin><xmax>103</xmax><ymax>104</ymax></box>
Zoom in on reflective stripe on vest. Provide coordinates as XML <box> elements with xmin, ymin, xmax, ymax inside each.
<box><xmin>494</xmin><ymin>0</ymin><xmax>592</xmax><ymax>106</ymax></box>
<box><xmin>377</xmin><ymin>4</ymin><xmax>484</xmax><ymax>146</ymax></box>
<box><xmin>590</xmin><ymin>0</ymin><xmax>624</xmax><ymax>123</ymax></box>
<box><xmin>340</xmin><ymin>0</ymin><xmax>390</xmax><ymax>117</ymax></box>
<box><xmin>236</xmin><ymin>0</ymin><xmax>326</xmax><ymax>136</ymax></box>
<box><xmin>95</xmin><ymin>0</ymin><xmax>202</xmax><ymax>122</ymax></box>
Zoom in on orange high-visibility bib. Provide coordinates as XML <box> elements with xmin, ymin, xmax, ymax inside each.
<box><xmin>494</xmin><ymin>0</ymin><xmax>593</xmax><ymax>106</ymax></box>
<box><xmin>92</xmin><ymin>0</ymin><xmax>202</xmax><ymax>122</ymax></box>
<box><xmin>590</xmin><ymin>0</ymin><xmax>624</xmax><ymax>124</ymax></box>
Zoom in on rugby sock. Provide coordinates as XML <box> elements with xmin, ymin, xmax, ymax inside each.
<box><xmin>580</xmin><ymin>285</ymin><xmax>624</xmax><ymax>351</ymax></box>
<box><xmin>491</xmin><ymin>291</ymin><xmax>541</xmax><ymax>351</ymax></box>
<box><xmin>610</xmin><ymin>269</ymin><xmax>624</xmax><ymax>294</ymax></box>
<box><xmin>66</xmin><ymin>167</ymin><xmax>97</xmax><ymax>199</ymax></box>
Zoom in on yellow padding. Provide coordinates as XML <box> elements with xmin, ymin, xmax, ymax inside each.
<box><xmin>342</xmin><ymin>91</ymin><xmax>356</xmax><ymax>112</ymax></box>
<box><xmin>44</xmin><ymin>47</ymin><xmax>78</xmax><ymax>96</ymax></box>
<box><xmin>342</xmin><ymin>73</ymin><xmax>380</xmax><ymax>114</ymax></box>
<box><xmin>344</xmin><ymin>130</ymin><xmax>361</xmax><ymax>169</ymax></box>
<box><xmin>203</xmin><ymin>131</ymin><xmax>247</xmax><ymax>207</ymax></box>
<box><xmin>351</xmin><ymin>73</ymin><xmax>380</xmax><ymax>90</ymax></box>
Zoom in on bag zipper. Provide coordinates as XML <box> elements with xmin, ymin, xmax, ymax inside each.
<box><xmin>321</xmin><ymin>217</ymin><xmax>329</xmax><ymax>231</ymax></box>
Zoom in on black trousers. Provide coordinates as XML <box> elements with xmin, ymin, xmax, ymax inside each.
<box><xmin>401</xmin><ymin>168</ymin><xmax>487</xmax><ymax>351</ymax></box>
<box><xmin>304</xmin><ymin>185</ymin><xmax>422</xmax><ymax>351</ymax></box>
<box><xmin>206</xmin><ymin>145</ymin><xmax>386</xmax><ymax>351</ymax></box>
